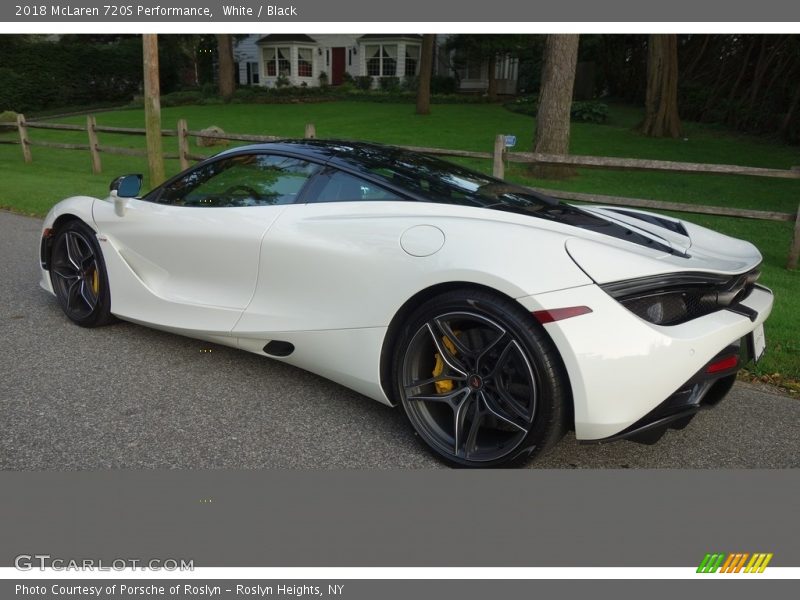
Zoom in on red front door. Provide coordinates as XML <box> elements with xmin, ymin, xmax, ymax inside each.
<box><xmin>331</xmin><ymin>47</ymin><xmax>346</xmax><ymax>85</ymax></box>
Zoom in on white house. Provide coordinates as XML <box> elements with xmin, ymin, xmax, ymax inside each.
<box><xmin>234</xmin><ymin>34</ymin><xmax>519</xmax><ymax>94</ymax></box>
<box><xmin>235</xmin><ymin>34</ymin><xmax>423</xmax><ymax>88</ymax></box>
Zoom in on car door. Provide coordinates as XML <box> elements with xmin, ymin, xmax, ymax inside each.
<box><xmin>235</xmin><ymin>166</ymin><xmax>417</xmax><ymax>334</ymax></box>
<box><xmin>92</xmin><ymin>152</ymin><xmax>320</xmax><ymax>333</ymax></box>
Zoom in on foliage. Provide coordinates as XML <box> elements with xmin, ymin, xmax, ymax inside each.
<box><xmin>430</xmin><ymin>76</ymin><xmax>458</xmax><ymax>95</ymax></box>
<box><xmin>354</xmin><ymin>76</ymin><xmax>373</xmax><ymax>91</ymax></box>
<box><xmin>570</xmin><ymin>100</ymin><xmax>610</xmax><ymax>123</ymax></box>
<box><xmin>275</xmin><ymin>75</ymin><xmax>290</xmax><ymax>88</ymax></box>
<box><xmin>504</xmin><ymin>97</ymin><xmax>609</xmax><ymax>123</ymax></box>
<box><xmin>403</xmin><ymin>75</ymin><xmax>419</xmax><ymax>92</ymax></box>
<box><xmin>576</xmin><ymin>34</ymin><xmax>800</xmax><ymax>142</ymax></box>
<box><xmin>0</xmin><ymin>35</ymin><xmax>189</xmax><ymax>114</ymax></box>
<box><xmin>674</xmin><ymin>34</ymin><xmax>800</xmax><ymax>142</ymax></box>
<box><xmin>378</xmin><ymin>76</ymin><xmax>400</xmax><ymax>92</ymax></box>
<box><xmin>318</xmin><ymin>71</ymin><xmax>329</xmax><ymax>87</ymax></box>
<box><xmin>0</xmin><ymin>109</ymin><xmax>19</xmax><ymax>122</ymax></box>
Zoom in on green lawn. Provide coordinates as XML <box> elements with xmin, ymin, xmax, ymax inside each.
<box><xmin>1</xmin><ymin>101</ymin><xmax>798</xmax><ymax>382</ymax></box>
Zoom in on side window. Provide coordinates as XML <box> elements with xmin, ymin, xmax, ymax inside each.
<box><xmin>310</xmin><ymin>170</ymin><xmax>404</xmax><ymax>203</ymax></box>
<box><xmin>156</xmin><ymin>154</ymin><xmax>319</xmax><ymax>207</ymax></box>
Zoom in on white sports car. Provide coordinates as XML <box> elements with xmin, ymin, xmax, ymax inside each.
<box><xmin>38</xmin><ymin>140</ymin><xmax>773</xmax><ymax>466</ymax></box>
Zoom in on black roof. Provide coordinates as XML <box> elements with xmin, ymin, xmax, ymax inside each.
<box><xmin>256</xmin><ymin>34</ymin><xmax>317</xmax><ymax>44</ymax></box>
<box><xmin>216</xmin><ymin>139</ymin><xmax>409</xmax><ymax>167</ymax></box>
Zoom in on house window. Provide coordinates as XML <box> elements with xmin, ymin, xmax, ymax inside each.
<box><xmin>458</xmin><ymin>59</ymin><xmax>482</xmax><ymax>80</ymax></box>
<box><xmin>365</xmin><ymin>44</ymin><xmax>397</xmax><ymax>77</ymax></box>
<box><xmin>298</xmin><ymin>47</ymin><xmax>313</xmax><ymax>78</ymax></box>
<box><xmin>265</xmin><ymin>47</ymin><xmax>291</xmax><ymax>77</ymax></box>
<box><xmin>405</xmin><ymin>45</ymin><xmax>420</xmax><ymax>77</ymax></box>
<box><xmin>250</xmin><ymin>62</ymin><xmax>259</xmax><ymax>85</ymax></box>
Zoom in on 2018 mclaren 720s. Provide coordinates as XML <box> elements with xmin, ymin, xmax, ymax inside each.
<box><xmin>38</xmin><ymin>140</ymin><xmax>773</xmax><ymax>466</ymax></box>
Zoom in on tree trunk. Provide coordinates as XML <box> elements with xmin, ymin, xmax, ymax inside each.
<box><xmin>142</xmin><ymin>34</ymin><xmax>164</xmax><ymax>186</ymax></box>
<box><xmin>216</xmin><ymin>34</ymin><xmax>235</xmax><ymax>100</ymax></box>
<box><xmin>486</xmin><ymin>53</ymin><xmax>497</xmax><ymax>101</ymax></box>
<box><xmin>640</xmin><ymin>34</ymin><xmax>682</xmax><ymax>138</ymax></box>
<box><xmin>532</xmin><ymin>34</ymin><xmax>580</xmax><ymax>179</ymax></box>
<box><xmin>416</xmin><ymin>34</ymin><xmax>434</xmax><ymax>115</ymax></box>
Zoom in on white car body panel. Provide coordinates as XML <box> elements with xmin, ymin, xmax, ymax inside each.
<box><xmin>38</xmin><ymin>149</ymin><xmax>773</xmax><ymax>444</ymax></box>
<box><xmin>233</xmin><ymin>200</ymin><xmax>592</xmax><ymax>334</ymax></box>
<box><xmin>91</xmin><ymin>197</ymin><xmax>286</xmax><ymax>331</ymax></box>
<box><xmin>518</xmin><ymin>284</ymin><xmax>773</xmax><ymax>439</ymax></box>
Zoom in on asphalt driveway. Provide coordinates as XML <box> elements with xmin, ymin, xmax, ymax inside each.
<box><xmin>1</xmin><ymin>210</ymin><xmax>797</xmax><ymax>469</ymax></box>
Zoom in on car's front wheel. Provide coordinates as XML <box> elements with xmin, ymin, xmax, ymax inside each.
<box><xmin>49</xmin><ymin>220</ymin><xmax>114</xmax><ymax>328</ymax></box>
<box><xmin>393</xmin><ymin>289</ymin><xmax>569</xmax><ymax>467</ymax></box>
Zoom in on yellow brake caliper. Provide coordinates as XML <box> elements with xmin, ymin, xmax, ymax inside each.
<box><xmin>432</xmin><ymin>334</ymin><xmax>459</xmax><ymax>394</ymax></box>
<box><xmin>91</xmin><ymin>267</ymin><xmax>100</xmax><ymax>295</ymax></box>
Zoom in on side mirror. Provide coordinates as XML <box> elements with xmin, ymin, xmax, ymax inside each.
<box><xmin>110</xmin><ymin>174</ymin><xmax>143</xmax><ymax>198</ymax></box>
<box><xmin>109</xmin><ymin>174</ymin><xmax>142</xmax><ymax>217</ymax></box>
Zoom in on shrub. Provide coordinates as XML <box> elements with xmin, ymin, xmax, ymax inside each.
<box><xmin>354</xmin><ymin>76</ymin><xmax>373</xmax><ymax>91</ymax></box>
<box><xmin>504</xmin><ymin>97</ymin><xmax>609</xmax><ymax>123</ymax></box>
<box><xmin>0</xmin><ymin>109</ymin><xmax>19</xmax><ymax>122</ymax></box>
<box><xmin>275</xmin><ymin>75</ymin><xmax>291</xmax><ymax>88</ymax></box>
<box><xmin>318</xmin><ymin>71</ymin><xmax>329</xmax><ymax>87</ymax></box>
<box><xmin>0</xmin><ymin>69</ymin><xmax>25</xmax><ymax>112</ymax></box>
<box><xmin>378</xmin><ymin>76</ymin><xmax>400</xmax><ymax>92</ymax></box>
<box><xmin>570</xmin><ymin>100</ymin><xmax>609</xmax><ymax>123</ymax></box>
<box><xmin>160</xmin><ymin>90</ymin><xmax>203</xmax><ymax>107</ymax></box>
<box><xmin>402</xmin><ymin>76</ymin><xmax>419</xmax><ymax>92</ymax></box>
<box><xmin>199</xmin><ymin>82</ymin><xmax>217</xmax><ymax>97</ymax></box>
<box><xmin>430</xmin><ymin>76</ymin><xmax>458</xmax><ymax>95</ymax></box>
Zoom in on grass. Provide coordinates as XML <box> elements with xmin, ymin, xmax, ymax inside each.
<box><xmin>1</xmin><ymin>101</ymin><xmax>798</xmax><ymax>383</ymax></box>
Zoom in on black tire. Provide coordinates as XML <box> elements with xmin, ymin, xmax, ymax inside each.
<box><xmin>49</xmin><ymin>220</ymin><xmax>115</xmax><ymax>328</ymax></box>
<box><xmin>392</xmin><ymin>289</ymin><xmax>569</xmax><ymax>467</ymax></box>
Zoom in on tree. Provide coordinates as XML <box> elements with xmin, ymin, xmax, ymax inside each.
<box><xmin>416</xmin><ymin>34</ymin><xmax>435</xmax><ymax>115</ymax></box>
<box><xmin>216</xmin><ymin>34</ymin><xmax>235</xmax><ymax>99</ymax></box>
<box><xmin>532</xmin><ymin>34</ymin><xmax>580</xmax><ymax>178</ymax></box>
<box><xmin>640</xmin><ymin>34</ymin><xmax>681</xmax><ymax>138</ymax></box>
<box><xmin>142</xmin><ymin>34</ymin><xmax>164</xmax><ymax>186</ymax></box>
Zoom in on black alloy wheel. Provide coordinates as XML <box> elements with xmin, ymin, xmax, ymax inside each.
<box><xmin>394</xmin><ymin>289</ymin><xmax>568</xmax><ymax>467</ymax></box>
<box><xmin>49</xmin><ymin>221</ymin><xmax>114</xmax><ymax>327</ymax></box>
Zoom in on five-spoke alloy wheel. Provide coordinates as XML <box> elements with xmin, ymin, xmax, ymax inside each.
<box><xmin>394</xmin><ymin>289</ymin><xmax>568</xmax><ymax>467</ymax></box>
<box><xmin>50</xmin><ymin>221</ymin><xmax>114</xmax><ymax>327</ymax></box>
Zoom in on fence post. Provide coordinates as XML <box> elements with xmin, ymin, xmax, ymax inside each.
<box><xmin>493</xmin><ymin>134</ymin><xmax>505</xmax><ymax>179</ymax></box>
<box><xmin>16</xmin><ymin>114</ymin><xmax>31</xmax><ymax>163</ymax></box>
<box><xmin>304</xmin><ymin>123</ymin><xmax>316</xmax><ymax>139</ymax></box>
<box><xmin>177</xmin><ymin>119</ymin><xmax>190</xmax><ymax>170</ymax></box>
<box><xmin>788</xmin><ymin>202</ymin><xmax>800</xmax><ymax>270</ymax></box>
<box><xmin>86</xmin><ymin>115</ymin><xmax>102</xmax><ymax>174</ymax></box>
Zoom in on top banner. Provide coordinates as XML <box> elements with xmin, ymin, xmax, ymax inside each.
<box><xmin>3</xmin><ymin>0</ymin><xmax>800</xmax><ymax>23</ymax></box>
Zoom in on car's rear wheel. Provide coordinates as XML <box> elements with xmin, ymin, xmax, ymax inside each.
<box><xmin>50</xmin><ymin>220</ymin><xmax>114</xmax><ymax>328</ymax></box>
<box><xmin>393</xmin><ymin>289</ymin><xmax>569</xmax><ymax>467</ymax></box>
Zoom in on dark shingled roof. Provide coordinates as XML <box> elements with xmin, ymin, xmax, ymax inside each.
<box><xmin>256</xmin><ymin>34</ymin><xmax>317</xmax><ymax>44</ymax></box>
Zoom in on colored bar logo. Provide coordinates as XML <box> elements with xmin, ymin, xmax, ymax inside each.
<box><xmin>697</xmin><ymin>552</ymin><xmax>773</xmax><ymax>573</ymax></box>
